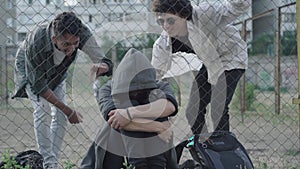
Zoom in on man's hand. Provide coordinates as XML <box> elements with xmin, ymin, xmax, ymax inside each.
<box><xmin>40</xmin><ymin>89</ymin><xmax>83</xmax><ymax>124</ymax></box>
<box><xmin>108</xmin><ymin>109</ymin><xmax>131</xmax><ymax>129</ymax></box>
<box><xmin>67</xmin><ymin>110</ymin><xmax>83</xmax><ymax>124</ymax></box>
<box><xmin>90</xmin><ymin>63</ymin><xmax>109</xmax><ymax>80</ymax></box>
<box><xmin>157</xmin><ymin>121</ymin><xmax>173</xmax><ymax>143</ymax></box>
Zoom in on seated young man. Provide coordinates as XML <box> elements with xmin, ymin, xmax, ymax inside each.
<box><xmin>80</xmin><ymin>48</ymin><xmax>179</xmax><ymax>169</ymax></box>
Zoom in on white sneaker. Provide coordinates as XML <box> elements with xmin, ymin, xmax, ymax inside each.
<box><xmin>44</xmin><ymin>163</ymin><xmax>58</xmax><ymax>169</ymax></box>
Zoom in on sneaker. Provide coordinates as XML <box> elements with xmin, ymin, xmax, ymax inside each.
<box><xmin>44</xmin><ymin>163</ymin><xmax>58</xmax><ymax>169</ymax></box>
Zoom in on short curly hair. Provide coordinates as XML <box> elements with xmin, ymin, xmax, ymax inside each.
<box><xmin>152</xmin><ymin>0</ymin><xmax>193</xmax><ymax>20</ymax></box>
<box><xmin>52</xmin><ymin>11</ymin><xmax>83</xmax><ymax>37</ymax></box>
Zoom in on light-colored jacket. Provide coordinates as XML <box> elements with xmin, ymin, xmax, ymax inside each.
<box><xmin>151</xmin><ymin>0</ymin><xmax>250</xmax><ymax>85</ymax></box>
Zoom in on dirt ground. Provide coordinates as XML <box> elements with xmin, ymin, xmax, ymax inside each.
<box><xmin>0</xmin><ymin>97</ymin><xmax>299</xmax><ymax>169</ymax></box>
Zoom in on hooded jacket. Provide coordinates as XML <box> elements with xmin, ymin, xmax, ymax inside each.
<box><xmin>80</xmin><ymin>48</ymin><xmax>179</xmax><ymax>169</ymax></box>
<box><xmin>100</xmin><ymin>48</ymin><xmax>178</xmax><ymax>120</ymax></box>
<box><xmin>111</xmin><ymin>48</ymin><xmax>157</xmax><ymax>96</ymax></box>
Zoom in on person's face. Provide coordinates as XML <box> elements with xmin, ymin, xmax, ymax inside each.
<box><xmin>156</xmin><ymin>13</ymin><xmax>188</xmax><ymax>37</ymax></box>
<box><xmin>52</xmin><ymin>33</ymin><xmax>80</xmax><ymax>56</ymax></box>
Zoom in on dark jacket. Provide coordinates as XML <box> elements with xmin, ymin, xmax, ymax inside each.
<box><xmin>80</xmin><ymin>48</ymin><xmax>179</xmax><ymax>169</ymax></box>
<box><xmin>12</xmin><ymin>21</ymin><xmax>113</xmax><ymax>98</ymax></box>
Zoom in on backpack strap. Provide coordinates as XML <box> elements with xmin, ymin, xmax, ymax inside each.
<box><xmin>175</xmin><ymin>140</ymin><xmax>188</xmax><ymax>163</ymax></box>
<box><xmin>175</xmin><ymin>135</ymin><xmax>197</xmax><ymax>163</ymax></box>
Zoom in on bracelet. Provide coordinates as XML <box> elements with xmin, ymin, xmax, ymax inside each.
<box><xmin>126</xmin><ymin>108</ymin><xmax>132</xmax><ymax>121</ymax></box>
<box><xmin>68</xmin><ymin>110</ymin><xmax>76</xmax><ymax>120</ymax></box>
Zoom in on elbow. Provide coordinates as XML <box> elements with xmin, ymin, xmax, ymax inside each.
<box><xmin>227</xmin><ymin>0</ymin><xmax>251</xmax><ymax>15</ymax></box>
<box><xmin>167</xmin><ymin>100</ymin><xmax>176</xmax><ymax>115</ymax></box>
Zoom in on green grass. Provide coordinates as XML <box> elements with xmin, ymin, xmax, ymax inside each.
<box><xmin>1</xmin><ymin>150</ymin><xmax>30</xmax><ymax>169</ymax></box>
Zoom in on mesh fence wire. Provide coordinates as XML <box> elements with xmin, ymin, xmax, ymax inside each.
<box><xmin>0</xmin><ymin>0</ymin><xmax>299</xmax><ymax>168</ymax></box>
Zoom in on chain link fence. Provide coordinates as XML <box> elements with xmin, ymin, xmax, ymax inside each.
<box><xmin>0</xmin><ymin>0</ymin><xmax>299</xmax><ymax>168</ymax></box>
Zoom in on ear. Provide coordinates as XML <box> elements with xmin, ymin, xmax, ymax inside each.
<box><xmin>52</xmin><ymin>35</ymin><xmax>58</xmax><ymax>44</ymax></box>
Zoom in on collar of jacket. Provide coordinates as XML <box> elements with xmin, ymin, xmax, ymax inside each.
<box><xmin>43</xmin><ymin>21</ymin><xmax>55</xmax><ymax>53</ymax></box>
<box><xmin>160</xmin><ymin>31</ymin><xmax>171</xmax><ymax>48</ymax></box>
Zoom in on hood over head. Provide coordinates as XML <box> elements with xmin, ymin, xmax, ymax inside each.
<box><xmin>111</xmin><ymin>48</ymin><xmax>157</xmax><ymax>96</ymax></box>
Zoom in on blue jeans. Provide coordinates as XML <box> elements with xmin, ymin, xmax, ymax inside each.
<box><xmin>186</xmin><ymin>66</ymin><xmax>245</xmax><ymax>134</ymax></box>
<box><xmin>26</xmin><ymin>80</ymin><xmax>68</xmax><ymax>166</ymax></box>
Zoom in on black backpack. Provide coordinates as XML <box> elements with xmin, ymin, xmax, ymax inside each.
<box><xmin>176</xmin><ymin>131</ymin><xmax>254</xmax><ymax>169</ymax></box>
<box><xmin>178</xmin><ymin>159</ymin><xmax>203</xmax><ymax>169</ymax></box>
<box><xmin>0</xmin><ymin>150</ymin><xmax>43</xmax><ymax>169</ymax></box>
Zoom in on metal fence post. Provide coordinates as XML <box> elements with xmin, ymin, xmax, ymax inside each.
<box><xmin>292</xmin><ymin>0</ymin><xmax>300</xmax><ymax>148</ymax></box>
<box><xmin>0</xmin><ymin>45</ymin><xmax>8</xmax><ymax>105</ymax></box>
<box><xmin>240</xmin><ymin>20</ymin><xmax>247</xmax><ymax>122</ymax></box>
<box><xmin>274</xmin><ymin>8</ymin><xmax>281</xmax><ymax>115</ymax></box>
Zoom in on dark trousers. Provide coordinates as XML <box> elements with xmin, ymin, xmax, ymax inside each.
<box><xmin>186</xmin><ymin>66</ymin><xmax>245</xmax><ymax>134</ymax></box>
<box><xmin>120</xmin><ymin>130</ymin><xmax>168</xmax><ymax>169</ymax></box>
<box><xmin>129</xmin><ymin>155</ymin><xmax>166</xmax><ymax>169</ymax></box>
